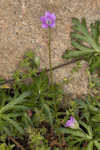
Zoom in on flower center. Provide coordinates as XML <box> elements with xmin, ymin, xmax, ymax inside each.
<box><xmin>46</xmin><ymin>19</ymin><xmax>52</xmax><ymax>25</ymax></box>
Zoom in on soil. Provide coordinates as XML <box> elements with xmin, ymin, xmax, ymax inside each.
<box><xmin>0</xmin><ymin>0</ymin><xmax>100</xmax><ymax>97</ymax></box>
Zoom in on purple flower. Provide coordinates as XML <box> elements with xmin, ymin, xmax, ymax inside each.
<box><xmin>65</xmin><ymin>116</ymin><xmax>79</xmax><ymax>129</ymax></box>
<box><xmin>40</xmin><ymin>11</ymin><xmax>56</xmax><ymax>28</ymax></box>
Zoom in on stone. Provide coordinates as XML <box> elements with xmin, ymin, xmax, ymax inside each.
<box><xmin>0</xmin><ymin>0</ymin><xmax>100</xmax><ymax>97</ymax></box>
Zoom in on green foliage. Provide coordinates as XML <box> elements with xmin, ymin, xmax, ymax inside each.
<box><xmin>27</xmin><ymin>127</ymin><xmax>50</xmax><ymax>150</ymax></box>
<box><xmin>91</xmin><ymin>77</ymin><xmax>100</xmax><ymax>89</ymax></box>
<box><xmin>30</xmin><ymin>74</ymin><xmax>63</xmax><ymax>127</ymax></box>
<box><xmin>1</xmin><ymin>47</ymin><xmax>100</xmax><ymax>150</ymax></box>
<box><xmin>13</xmin><ymin>50</ymin><xmax>40</xmax><ymax>83</ymax></box>
<box><xmin>0</xmin><ymin>134</ymin><xmax>15</xmax><ymax>150</ymax></box>
<box><xmin>7</xmin><ymin>50</ymin><xmax>63</xmax><ymax>149</ymax></box>
<box><xmin>62</xmin><ymin>18</ymin><xmax>100</xmax><ymax>74</ymax></box>
<box><xmin>0</xmin><ymin>143</ymin><xmax>15</xmax><ymax>150</ymax></box>
<box><xmin>67</xmin><ymin>146</ymin><xmax>81</xmax><ymax>150</ymax></box>
<box><xmin>0</xmin><ymin>77</ymin><xmax>5</xmax><ymax>84</ymax></box>
<box><xmin>13</xmin><ymin>51</ymin><xmax>63</xmax><ymax>127</ymax></box>
<box><xmin>42</xmin><ymin>103</ymin><xmax>53</xmax><ymax>125</ymax></box>
<box><xmin>13</xmin><ymin>50</ymin><xmax>63</xmax><ymax>127</ymax></box>
<box><xmin>0</xmin><ymin>89</ymin><xmax>32</xmax><ymax>135</ymax></box>
<box><xmin>59</xmin><ymin>96</ymin><xmax>100</xmax><ymax>150</ymax></box>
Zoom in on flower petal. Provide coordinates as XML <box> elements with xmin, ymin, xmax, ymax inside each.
<box><xmin>40</xmin><ymin>16</ymin><xmax>46</xmax><ymax>22</ymax></box>
<box><xmin>40</xmin><ymin>11</ymin><xmax>56</xmax><ymax>28</ymax></box>
<box><xmin>45</xmin><ymin>11</ymin><xmax>51</xmax><ymax>17</ymax></box>
<box><xmin>51</xmin><ymin>13</ymin><xmax>56</xmax><ymax>20</ymax></box>
<box><xmin>42</xmin><ymin>23</ymin><xmax>48</xmax><ymax>28</ymax></box>
<box><xmin>70</xmin><ymin>116</ymin><xmax>75</xmax><ymax>122</ymax></box>
<box><xmin>49</xmin><ymin>22</ymin><xmax>55</xmax><ymax>28</ymax></box>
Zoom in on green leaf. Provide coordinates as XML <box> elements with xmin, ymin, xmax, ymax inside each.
<box><xmin>63</xmin><ymin>49</ymin><xmax>94</xmax><ymax>59</ymax></box>
<box><xmin>58</xmin><ymin>128</ymin><xmax>87</xmax><ymax>138</ymax></box>
<box><xmin>88</xmin><ymin>105</ymin><xmax>99</xmax><ymax>112</ymax></box>
<box><xmin>67</xmin><ymin>146</ymin><xmax>80</xmax><ymax>150</ymax></box>
<box><xmin>0</xmin><ymin>143</ymin><xmax>14</xmax><ymax>150</ymax></box>
<box><xmin>71</xmin><ymin>41</ymin><xmax>91</xmax><ymax>51</ymax></box>
<box><xmin>43</xmin><ymin>103</ymin><xmax>53</xmax><ymax>125</ymax></box>
<box><xmin>9</xmin><ymin>105</ymin><xmax>29</xmax><ymax>111</ymax></box>
<box><xmin>0</xmin><ymin>91</ymin><xmax>31</xmax><ymax>113</ymax></box>
<box><xmin>66</xmin><ymin>137</ymin><xmax>85</xmax><ymax>146</ymax></box>
<box><xmin>72</xmin><ymin>18</ymin><xmax>80</xmax><ymax>25</ymax></box>
<box><xmin>90</xmin><ymin>21</ymin><xmax>100</xmax><ymax>44</ymax></box>
<box><xmin>0</xmin><ymin>143</ymin><xmax>6</xmax><ymax>150</ymax></box>
<box><xmin>85</xmin><ymin>141</ymin><xmax>93</xmax><ymax>150</ymax></box>
<box><xmin>63</xmin><ymin>18</ymin><xmax>100</xmax><ymax>74</ymax></box>
<box><xmin>81</xmin><ymin>18</ymin><xmax>87</xmax><ymax>29</ymax></box>
<box><xmin>72</xmin><ymin>18</ymin><xmax>88</xmax><ymax>34</ymax></box>
<box><xmin>23</xmin><ymin>112</ymin><xmax>33</xmax><ymax>126</ymax></box>
<box><xmin>75</xmin><ymin>99</ymin><xmax>86</xmax><ymax>107</ymax></box>
<box><xmin>0</xmin><ymin>113</ymin><xmax>23</xmax><ymax>118</ymax></box>
<box><xmin>92</xmin><ymin>113</ymin><xmax>100</xmax><ymax>122</ymax></box>
<box><xmin>2</xmin><ymin>116</ymin><xmax>24</xmax><ymax>134</ymax></box>
<box><xmin>79</xmin><ymin>121</ymin><xmax>93</xmax><ymax>137</ymax></box>
<box><xmin>71</xmin><ymin>33</ymin><xmax>88</xmax><ymax>41</ymax></box>
<box><xmin>94</xmin><ymin>141</ymin><xmax>100</xmax><ymax>150</ymax></box>
<box><xmin>90</xmin><ymin>56</ymin><xmax>100</xmax><ymax>73</ymax></box>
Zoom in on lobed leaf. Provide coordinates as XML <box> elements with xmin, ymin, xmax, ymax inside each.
<box><xmin>94</xmin><ymin>141</ymin><xmax>100</xmax><ymax>150</ymax></box>
<box><xmin>58</xmin><ymin>128</ymin><xmax>87</xmax><ymax>138</ymax></box>
<box><xmin>42</xmin><ymin>103</ymin><xmax>53</xmax><ymax>125</ymax></box>
<box><xmin>2</xmin><ymin>116</ymin><xmax>24</xmax><ymax>134</ymax></box>
<box><xmin>63</xmin><ymin>18</ymin><xmax>100</xmax><ymax>74</ymax></box>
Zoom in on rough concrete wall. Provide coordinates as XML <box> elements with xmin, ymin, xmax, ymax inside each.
<box><xmin>0</xmin><ymin>0</ymin><xmax>100</xmax><ymax>97</ymax></box>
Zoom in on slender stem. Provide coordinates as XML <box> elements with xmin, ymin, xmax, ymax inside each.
<box><xmin>48</xmin><ymin>27</ymin><xmax>53</xmax><ymax>83</ymax></box>
<box><xmin>55</xmin><ymin>103</ymin><xmax>57</xmax><ymax>120</ymax></box>
<box><xmin>9</xmin><ymin>136</ymin><xmax>26</xmax><ymax>150</ymax></box>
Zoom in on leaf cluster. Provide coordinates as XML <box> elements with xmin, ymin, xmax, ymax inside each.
<box><xmin>0</xmin><ymin>143</ymin><xmax>14</xmax><ymax>150</ymax></box>
<box><xmin>13</xmin><ymin>51</ymin><xmax>63</xmax><ymax>127</ymax></box>
<box><xmin>13</xmin><ymin>50</ymin><xmax>40</xmax><ymax>83</ymax></box>
<box><xmin>0</xmin><ymin>88</ymin><xmax>32</xmax><ymax>136</ymax></box>
<box><xmin>62</xmin><ymin>18</ymin><xmax>100</xmax><ymax>74</ymax></box>
<box><xmin>59</xmin><ymin>96</ymin><xmax>100</xmax><ymax>150</ymax></box>
<box><xmin>27</xmin><ymin>127</ymin><xmax>50</xmax><ymax>150</ymax></box>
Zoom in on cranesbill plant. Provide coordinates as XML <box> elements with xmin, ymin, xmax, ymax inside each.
<box><xmin>59</xmin><ymin>97</ymin><xmax>100</xmax><ymax>150</ymax></box>
<box><xmin>62</xmin><ymin>18</ymin><xmax>100</xmax><ymax>75</ymax></box>
<box><xmin>40</xmin><ymin>11</ymin><xmax>56</xmax><ymax>83</ymax></box>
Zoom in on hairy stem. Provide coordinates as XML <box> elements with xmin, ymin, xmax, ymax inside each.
<box><xmin>48</xmin><ymin>27</ymin><xmax>53</xmax><ymax>83</ymax></box>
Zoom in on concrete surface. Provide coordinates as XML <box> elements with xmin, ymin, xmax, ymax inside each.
<box><xmin>0</xmin><ymin>0</ymin><xmax>100</xmax><ymax>97</ymax></box>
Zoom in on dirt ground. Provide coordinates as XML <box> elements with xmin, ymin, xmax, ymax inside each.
<box><xmin>0</xmin><ymin>0</ymin><xmax>100</xmax><ymax>97</ymax></box>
